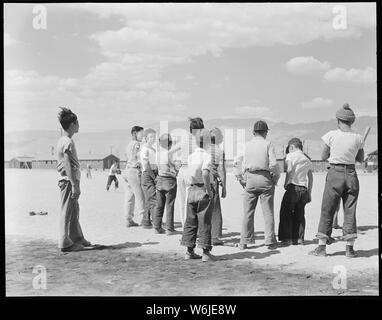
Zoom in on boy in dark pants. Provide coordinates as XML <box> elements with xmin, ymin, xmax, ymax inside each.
<box><xmin>209</xmin><ymin>128</ymin><xmax>227</xmax><ymax>246</ymax></box>
<box><xmin>154</xmin><ymin>133</ymin><xmax>180</xmax><ymax>235</ymax></box>
<box><xmin>278</xmin><ymin>138</ymin><xmax>313</xmax><ymax>246</ymax></box>
<box><xmin>140</xmin><ymin>128</ymin><xmax>158</xmax><ymax>228</ymax></box>
<box><xmin>310</xmin><ymin>104</ymin><xmax>364</xmax><ymax>258</ymax></box>
<box><xmin>57</xmin><ymin>107</ymin><xmax>92</xmax><ymax>252</ymax></box>
<box><xmin>106</xmin><ymin>160</ymin><xmax>119</xmax><ymax>191</ymax></box>
<box><xmin>181</xmin><ymin>129</ymin><xmax>216</xmax><ymax>262</ymax></box>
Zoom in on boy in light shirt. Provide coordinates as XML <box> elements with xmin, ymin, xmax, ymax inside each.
<box><xmin>154</xmin><ymin>133</ymin><xmax>181</xmax><ymax>235</ymax></box>
<box><xmin>310</xmin><ymin>104</ymin><xmax>364</xmax><ymax>258</ymax></box>
<box><xmin>106</xmin><ymin>160</ymin><xmax>119</xmax><ymax>191</ymax></box>
<box><xmin>278</xmin><ymin>138</ymin><xmax>313</xmax><ymax>246</ymax></box>
<box><xmin>140</xmin><ymin>128</ymin><xmax>158</xmax><ymax>228</ymax></box>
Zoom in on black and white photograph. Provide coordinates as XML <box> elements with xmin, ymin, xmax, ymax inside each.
<box><xmin>3</xmin><ymin>2</ymin><xmax>379</xmax><ymax>301</ymax></box>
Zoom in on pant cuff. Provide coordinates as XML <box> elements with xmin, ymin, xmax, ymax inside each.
<box><xmin>316</xmin><ymin>232</ymin><xmax>330</xmax><ymax>240</ymax></box>
<box><xmin>197</xmin><ymin>243</ymin><xmax>212</xmax><ymax>250</ymax></box>
<box><xmin>180</xmin><ymin>241</ymin><xmax>195</xmax><ymax>248</ymax></box>
<box><xmin>341</xmin><ymin>233</ymin><xmax>358</xmax><ymax>241</ymax></box>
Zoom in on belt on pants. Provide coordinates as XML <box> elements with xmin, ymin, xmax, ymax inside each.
<box><xmin>329</xmin><ymin>163</ymin><xmax>355</xmax><ymax>169</ymax></box>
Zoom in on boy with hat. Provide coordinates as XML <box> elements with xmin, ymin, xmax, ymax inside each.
<box><xmin>278</xmin><ymin>137</ymin><xmax>313</xmax><ymax>246</ymax></box>
<box><xmin>181</xmin><ymin>129</ymin><xmax>216</xmax><ymax>262</ymax></box>
<box><xmin>310</xmin><ymin>104</ymin><xmax>364</xmax><ymax>258</ymax></box>
<box><xmin>233</xmin><ymin>120</ymin><xmax>280</xmax><ymax>250</ymax></box>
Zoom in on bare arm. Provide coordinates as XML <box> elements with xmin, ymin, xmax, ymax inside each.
<box><xmin>63</xmin><ymin>153</ymin><xmax>80</xmax><ymax>198</ymax></box>
<box><xmin>307</xmin><ymin>169</ymin><xmax>313</xmax><ymax>200</ymax></box>
<box><xmin>355</xmin><ymin>148</ymin><xmax>364</xmax><ymax>163</ymax></box>
<box><xmin>202</xmin><ymin>169</ymin><xmax>213</xmax><ymax>198</ymax></box>
<box><xmin>321</xmin><ymin>144</ymin><xmax>330</xmax><ymax>161</ymax></box>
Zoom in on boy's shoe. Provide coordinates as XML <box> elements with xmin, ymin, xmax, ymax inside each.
<box><xmin>309</xmin><ymin>245</ymin><xmax>327</xmax><ymax>257</ymax></box>
<box><xmin>280</xmin><ymin>240</ymin><xmax>292</xmax><ymax>247</ymax></box>
<box><xmin>166</xmin><ymin>229</ymin><xmax>176</xmax><ymax>235</ymax></box>
<box><xmin>155</xmin><ymin>227</ymin><xmax>166</xmax><ymax>234</ymax></box>
<box><xmin>346</xmin><ymin>245</ymin><xmax>357</xmax><ymax>258</ymax></box>
<box><xmin>212</xmin><ymin>239</ymin><xmax>224</xmax><ymax>246</ymax></box>
<box><xmin>267</xmin><ymin>243</ymin><xmax>278</xmax><ymax>250</ymax></box>
<box><xmin>185</xmin><ymin>251</ymin><xmax>202</xmax><ymax>260</ymax></box>
<box><xmin>239</xmin><ymin>244</ymin><xmax>248</xmax><ymax>250</ymax></box>
<box><xmin>202</xmin><ymin>252</ymin><xmax>217</xmax><ymax>262</ymax></box>
<box><xmin>60</xmin><ymin>243</ymin><xmax>84</xmax><ymax>252</ymax></box>
<box><xmin>126</xmin><ymin>220</ymin><xmax>139</xmax><ymax>227</ymax></box>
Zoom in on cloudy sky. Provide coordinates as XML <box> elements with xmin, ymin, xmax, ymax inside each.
<box><xmin>4</xmin><ymin>3</ymin><xmax>377</xmax><ymax>133</ymax></box>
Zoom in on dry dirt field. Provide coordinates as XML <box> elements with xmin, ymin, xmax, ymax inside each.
<box><xmin>5</xmin><ymin>168</ymin><xmax>379</xmax><ymax>296</ymax></box>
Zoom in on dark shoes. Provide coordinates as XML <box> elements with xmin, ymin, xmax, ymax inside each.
<box><xmin>346</xmin><ymin>245</ymin><xmax>357</xmax><ymax>258</ymax></box>
<box><xmin>309</xmin><ymin>245</ymin><xmax>327</xmax><ymax>257</ymax></box>
<box><xmin>155</xmin><ymin>227</ymin><xmax>166</xmax><ymax>234</ymax></box>
<box><xmin>267</xmin><ymin>243</ymin><xmax>278</xmax><ymax>250</ymax></box>
<box><xmin>166</xmin><ymin>229</ymin><xmax>176</xmax><ymax>235</ymax></box>
<box><xmin>126</xmin><ymin>220</ymin><xmax>139</xmax><ymax>227</ymax></box>
<box><xmin>60</xmin><ymin>243</ymin><xmax>84</xmax><ymax>252</ymax></box>
<box><xmin>185</xmin><ymin>251</ymin><xmax>202</xmax><ymax>260</ymax></box>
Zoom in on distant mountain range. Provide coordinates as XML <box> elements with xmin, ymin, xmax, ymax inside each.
<box><xmin>4</xmin><ymin>116</ymin><xmax>378</xmax><ymax>161</ymax></box>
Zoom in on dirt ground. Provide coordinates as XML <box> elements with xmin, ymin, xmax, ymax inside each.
<box><xmin>5</xmin><ymin>169</ymin><xmax>379</xmax><ymax>296</ymax></box>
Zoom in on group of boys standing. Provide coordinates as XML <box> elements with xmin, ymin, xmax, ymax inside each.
<box><xmin>56</xmin><ymin>103</ymin><xmax>364</xmax><ymax>259</ymax></box>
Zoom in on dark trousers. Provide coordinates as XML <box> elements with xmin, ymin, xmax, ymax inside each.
<box><xmin>141</xmin><ymin>170</ymin><xmax>157</xmax><ymax>226</ymax></box>
<box><xmin>278</xmin><ymin>184</ymin><xmax>309</xmax><ymax>242</ymax></box>
<box><xmin>181</xmin><ymin>185</ymin><xmax>213</xmax><ymax>251</ymax></box>
<box><xmin>106</xmin><ymin>175</ymin><xmax>118</xmax><ymax>190</ymax></box>
<box><xmin>154</xmin><ymin>176</ymin><xmax>177</xmax><ymax>230</ymax></box>
<box><xmin>317</xmin><ymin>165</ymin><xmax>359</xmax><ymax>241</ymax></box>
<box><xmin>211</xmin><ymin>179</ymin><xmax>223</xmax><ymax>240</ymax></box>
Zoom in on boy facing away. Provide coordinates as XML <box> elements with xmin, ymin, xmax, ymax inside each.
<box><xmin>57</xmin><ymin>107</ymin><xmax>92</xmax><ymax>252</ymax></box>
<box><xmin>140</xmin><ymin>128</ymin><xmax>158</xmax><ymax>228</ymax></box>
<box><xmin>278</xmin><ymin>138</ymin><xmax>313</xmax><ymax>246</ymax></box>
<box><xmin>181</xmin><ymin>129</ymin><xmax>216</xmax><ymax>262</ymax></box>
<box><xmin>154</xmin><ymin>133</ymin><xmax>181</xmax><ymax>235</ymax></box>
<box><xmin>310</xmin><ymin>104</ymin><xmax>364</xmax><ymax>258</ymax></box>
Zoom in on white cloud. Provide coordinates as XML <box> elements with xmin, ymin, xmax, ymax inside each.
<box><xmin>4</xmin><ymin>33</ymin><xmax>18</xmax><ymax>47</ymax></box>
<box><xmin>323</xmin><ymin>67</ymin><xmax>376</xmax><ymax>83</ymax></box>
<box><xmin>285</xmin><ymin>56</ymin><xmax>330</xmax><ymax>75</ymax></box>
<box><xmin>301</xmin><ymin>97</ymin><xmax>334</xmax><ymax>109</ymax></box>
<box><xmin>235</xmin><ymin>105</ymin><xmax>274</xmax><ymax>119</ymax></box>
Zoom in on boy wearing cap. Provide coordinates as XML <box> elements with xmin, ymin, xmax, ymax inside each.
<box><xmin>278</xmin><ymin>138</ymin><xmax>313</xmax><ymax>246</ymax></box>
<box><xmin>154</xmin><ymin>133</ymin><xmax>181</xmax><ymax>235</ymax></box>
<box><xmin>233</xmin><ymin>120</ymin><xmax>280</xmax><ymax>250</ymax></box>
<box><xmin>310</xmin><ymin>104</ymin><xmax>364</xmax><ymax>258</ymax></box>
<box><xmin>123</xmin><ymin>126</ymin><xmax>145</xmax><ymax>228</ymax></box>
<box><xmin>140</xmin><ymin>128</ymin><xmax>158</xmax><ymax>228</ymax></box>
<box><xmin>181</xmin><ymin>129</ymin><xmax>216</xmax><ymax>262</ymax></box>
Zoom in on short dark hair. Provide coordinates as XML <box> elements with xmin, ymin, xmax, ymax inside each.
<box><xmin>131</xmin><ymin>126</ymin><xmax>144</xmax><ymax>135</ymax></box>
<box><xmin>159</xmin><ymin>133</ymin><xmax>173</xmax><ymax>149</ymax></box>
<box><xmin>58</xmin><ymin>107</ymin><xmax>77</xmax><ymax>131</ymax></box>
<box><xmin>288</xmin><ymin>138</ymin><xmax>303</xmax><ymax>151</ymax></box>
<box><xmin>143</xmin><ymin>128</ymin><xmax>156</xmax><ymax>138</ymax></box>
<box><xmin>195</xmin><ymin>129</ymin><xmax>211</xmax><ymax>149</ymax></box>
<box><xmin>210</xmin><ymin>127</ymin><xmax>223</xmax><ymax>145</ymax></box>
<box><xmin>337</xmin><ymin>118</ymin><xmax>353</xmax><ymax>126</ymax></box>
<box><xmin>188</xmin><ymin>117</ymin><xmax>204</xmax><ymax>133</ymax></box>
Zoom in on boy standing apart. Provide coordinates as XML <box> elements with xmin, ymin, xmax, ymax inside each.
<box><xmin>278</xmin><ymin>138</ymin><xmax>313</xmax><ymax>246</ymax></box>
<box><xmin>181</xmin><ymin>129</ymin><xmax>216</xmax><ymax>262</ymax></box>
<box><xmin>123</xmin><ymin>126</ymin><xmax>145</xmax><ymax>227</ymax></box>
<box><xmin>233</xmin><ymin>120</ymin><xmax>280</xmax><ymax>250</ymax></box>
<box><xmin>106</xmin><ymin>160</ymin><xmax>119</xmax><ymax>191</ymax></box>
<box><xmin>209</xmin><ymin>128</ymin><xmax>227</xmax><ymax>246</ymax></box>
<box><xmin>57</xmin><ymin>107</ymin><xmax>91</xmax><ymax>252</ymax></box>
<box><xmin>140</xmin><ymin>128</ymin><xmax>158</xmax><ymax>228</ymax></box>
<box><xmin>310</xmin><ymin>104</ymin><xmax>364</xmax><ymax>258</ymax></box>
<box><xmin>154</xmin><ymin>133</ymin><xmax>181</xmax><ymax>235</ymax></box>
